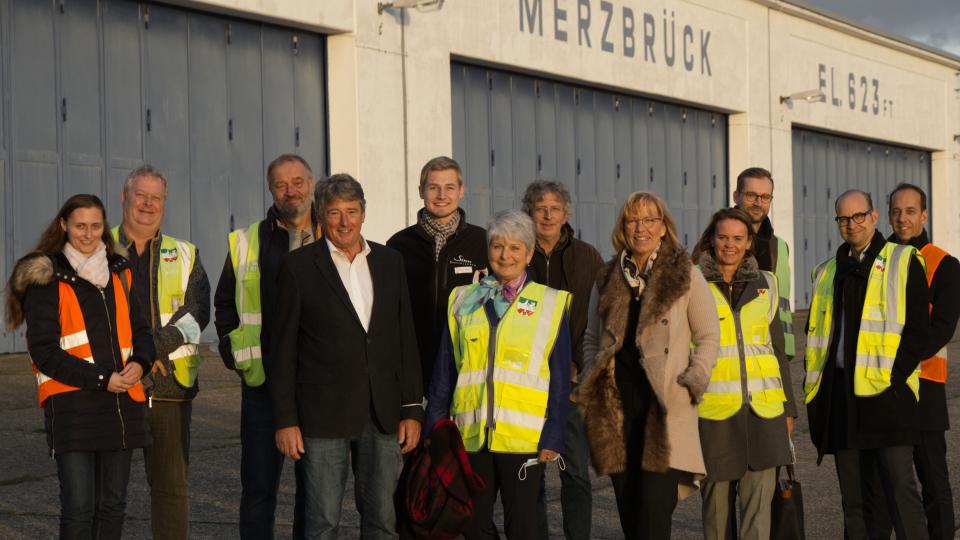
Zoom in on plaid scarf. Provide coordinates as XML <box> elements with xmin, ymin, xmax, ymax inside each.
<box><xmin>620</xmin><ymin>242</ymin><xmax>660</xmax><ymax>300</ymax></box>
<box><xmin>418</xmin><ymin>208</ymin><xmax>461</xmax><ymax>261</ymax></box>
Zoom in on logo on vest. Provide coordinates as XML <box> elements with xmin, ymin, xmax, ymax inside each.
<box><xmin>874</xmin><ymin>255</ymin><xmax>886</xmax><ymax>273</ymax></box>
<box><xmin>517</xmin><ymin>297</ymin><xmax>538</xmax><ymax>316</ymax></box>
<box><xmin>757</xmin><ymin>288</ymin><xmax>768</xmax><ymax>296</ymax></box>
<box><xmin>160</xmin><ymin>248</ymin><xmax>178</xmax><ymax>263</ymax></box>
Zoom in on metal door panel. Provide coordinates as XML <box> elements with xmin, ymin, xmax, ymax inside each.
<box><xmin>261</xmin><ymin>25</ymin><xmax>296</xmax><ymax>202</ymax></box>
<box><xmin>143</xmin><ymin>5</ymin><xmax>190</xmax><ymax>239</ymax></box>
<box><xmin>451</xmin><ymin>64</ymin><xmax>467</xmax><ymax>184</ymax></box>
<box><xmin>463</xmin><ymin>66</ymin><xmax>490</xmax><ymax>221</ymax></box>
<box><xmin>613</xmin><ymin>96</ymin><xmax>633</xmax><ymax>203</ymax></box>
<box><xmin>575</xmin><ymin>88</ymin><xmax>598</xmax><ymax>246</ymax></box>
<box><xmin>630</xmin><ymin>98</ymin><xmax>650</xmax><ymax>196</ymax></box>
<box><xmin>595</xmin><ymin>94</ymin><xmax>616</xmax><ymax>250</ymax></box>
<box><xmin>646</xmin><ymin>101</ymin><xmax>667</xmax><ymax>199</ymax></box>
<box><xmin>294</xmin><ymin>32</ymin><xmax>325</xmax><ymax>172</ymax></box>
<box><xmin>535</xmin><ymin>80</ymin><xmax>557</xmax><ymax>180</ymax></box>
<box><xmin>490</xmin><ymin>71</ymin><xmax>514</xmax><ymax>214</ymax></box>
<box><xmin>228</xmin><ymin>20</ymin><xmax>265</xmax><ymax>229</ymax></box>
<box><xmin>511</xmin><ymin>75</ymin><xmax>537</xmax><ymax>195</ymax></box>
<box><xmin>555</xmin><ymin>86</ymin><xmax>576</xmax><ymax>196</ymax></box>
<box><xmin>11</xmin><ymin>0</ymin><xmax>57</xmax><ymax>160</ymax></box>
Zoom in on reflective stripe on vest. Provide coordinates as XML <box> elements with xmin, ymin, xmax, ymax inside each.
<box><xmin>447</xmin><ymin>282</ymin><xmax>570</xmax><ymax>453</ymax></box>
<box><xmin>774</xmin><ymin>236</ymin><xmax>795</xmax><ymax>357</ymax></box>
<box><xmin>111</xmin><ymin>227</ymin><xmax>201</xmax><ymax>388</ymax></box>
<box><xmin>804</xmin><ymin>243</ymin><xmax>921</xmax><ymax>403</ymax></box>
<box><xmin>32</xmin><ymin>270</ymin><xmax>145</xmax><ymax>407</ymax></box>
<box><xmin>228</xmin><ymin>222</ymin><xmax>265</xmax><ymax>387</ymax></box>
<box><xmin>919</xmin><ymin>243</ymin><xmax>949</xmax><ymax>383</ymax></box>
<box><xmin>701</xmin><ymin>271</ymin><xmax>786</xmax><ymax>420</ymax></box>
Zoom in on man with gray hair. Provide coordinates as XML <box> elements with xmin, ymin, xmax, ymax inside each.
<box><xmin>270</xmin><ymin>174</ymin><xmax>423</xmax><ymax>538</ymax></box>
<box><xmin>214</xmin><ymin>153</ymin><xmax>317</xmax><ymax>538</ymax></box>
<box><xmin>112</xmin><ymin>165</ymin><xmax>210</xmax><ymax>539</ymax></box>
<box><xmin>522</xmin><ymin>180</ymin><xmax>603</xmax><ymax>540</ymax></box>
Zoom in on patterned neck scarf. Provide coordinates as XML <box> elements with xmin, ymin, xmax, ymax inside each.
<box><xmin>458</xmin><ymin>273</ymin><xmax>527</xmax><ymax>318</ymax></box>
<box><xmin>620</xmin><ymin>241</ymin><xmax>660</xmax><ymax>300</ymax></box>
<box><xmin>63</xmin><ymin>241</ymin><xmax>110</xmax><ymax>288</ymax></box>
<box><xmin>418</xmin><ymin>208</ymin><xmax>461</xmax><ymax>261</ymax></box>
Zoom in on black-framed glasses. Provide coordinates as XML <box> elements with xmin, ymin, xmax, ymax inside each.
<box><xmin>740</xmin><ymin>192</ymin><xmax>773</xmax><ymax>204</ymax></box>
<box><xmin>834</xmin><ymin>211</ymin><xmax>871</xmax><ymax>227</ymax></box>
<box><xmin>625</xmin><ymin>217</ymin><xmax>663</xmax><ymax>229</ymax></box>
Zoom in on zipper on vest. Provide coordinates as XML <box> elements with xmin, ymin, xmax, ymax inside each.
<box><xmin>729</xmin><ymin>283</ymin><xmax>750</xmax><ymax>405</ymax></box>
<box><xmin>99</xmin><ymin>286</ymin><xmax>128</xmax><ymax>449</ymax></box>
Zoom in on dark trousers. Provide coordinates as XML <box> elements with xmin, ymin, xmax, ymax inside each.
<box><xmin>466</xmin><ymin>450</ymin><xmax>544</xmax><ymax>540</ymax></box>
<box><xmin>536</xmin><ymin>402</ymin><xmax>592</xmax><ymax>540</ymax></box>
<box><xmin>915</xmin><ymin>430</ymin><xmax>955</xmax><ymax>540</ymax></box>
<box><xmin>56</xmin><ymin>449</ymin><xmax>133</xmax><ymax>540</ymax></box>
<box><xmin>835</xmin><ymin>446</ymin><xmax>928</xmax><ymax>540</ymax></box>
<box><xmin>144</xmin><ymin>400</ymin><xmax>191</xmax><ymax>540</ymax></box>
<box><xmin>610</xmin><ymin>468</ymin><xmax>681</xmax><ymax>540</ymax></box>
<box><xmin>239</xmin><ymin>384</ymin><xmax>306</xmax><ymax>539</ymax></box>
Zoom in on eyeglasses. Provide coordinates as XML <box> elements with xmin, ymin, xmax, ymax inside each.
<box><xmin>740</xmin><ymin>192</ymin><xmax>773</xmax><ymax>204</ymax></box>
<box><xmin>625</xmin><ymin>217</ymin><xmax>663</xmax><ymax>229</ymax></box>
<box><xmin>834</xmin><ymin>211</ymin><xmax>872</xmax><ymax>227</ymax></box>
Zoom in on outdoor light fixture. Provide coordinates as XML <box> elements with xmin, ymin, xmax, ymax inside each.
<box><xmin>779</xmin><ymin>89</ymin><xmax>826</xmax><ymax>105</ymax></box>
<box><xmin>378</xmin><ymin>0</ymin><xmax>444</xmax><ymax>14</ymax></box>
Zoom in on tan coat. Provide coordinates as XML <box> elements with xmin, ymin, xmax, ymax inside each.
<box><xmin>580</xmin><ymin>245</ymin><xmax>720</xmax><ymax>499</ymax></box>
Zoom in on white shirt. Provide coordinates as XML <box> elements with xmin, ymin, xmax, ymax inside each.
<box><xmin>326</xmin><ymin>237</ymin><xmax>374</xmax><ymax>332</ymax></box>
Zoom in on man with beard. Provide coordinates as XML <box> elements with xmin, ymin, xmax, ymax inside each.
<box><xmin>732</xmin><ymin>168</ymin><xmax>795</xmax><ymax>359</ymax></box>
<box><xmin>112</xmin><ymin>165</ymin><xmax>211</xmax><ymax>539</ymax></box>
<box><xmin>214</xmin><ymin>154</ymin><xmax>318</xmax><ymax>538</ymax></box>
<box><xmin>387</xmin><ymin>156</ymin><xmax>488</xmax><ymax>390</ymax></box>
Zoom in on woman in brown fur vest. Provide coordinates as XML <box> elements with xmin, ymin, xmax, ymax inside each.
<box><xmin>579</xmin><ymin>191</ymin><xmax>720</xmax><ymax>540</ymax></box>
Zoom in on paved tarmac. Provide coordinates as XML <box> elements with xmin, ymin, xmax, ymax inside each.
<box><xmin>0</xmin><ymin>311</ymin><xmax>958</xmax><ymax>539</ymax></box>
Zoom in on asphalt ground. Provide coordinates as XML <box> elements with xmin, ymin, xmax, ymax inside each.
<box><xmin>0</xmin><ymin>311</ymin><xmax>958</xmax><ymax>539</ymax></box>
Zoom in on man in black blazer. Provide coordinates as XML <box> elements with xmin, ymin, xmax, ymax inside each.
<box><xmin>269</xmin><ymin>173</ymin><xmax>424</xmax><ymax>539</ymax></box>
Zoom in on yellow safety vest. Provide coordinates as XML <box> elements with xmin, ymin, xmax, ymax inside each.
<box><xmin>111</xmin><ymin>227</ymin><xmax>201</xmax><ymax>388</ymax></box>
<box><xmin>447</xmin><ymin>281</ymin><xmax>570</xmax><ymax>453</ymax></box>
<box><xmin>804</xmin><ymin>242</ymin><xmax>921</xmax><ymax>404</ymax></box>
<box><xmin>227</xmin><ymin>222</ymin><xmax>265</xmax><ymax>387</ymax></box>
<box><xmin>773</xmin><ymin>236</ymin><xmax>795</xmax><ymax>357</ymax></box>
<box><xmin>700</xmin><ymin>271</ymin><xmax>786</xmax><ymax>420</ymax></box>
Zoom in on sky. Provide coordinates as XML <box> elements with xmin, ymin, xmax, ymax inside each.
<box><xmin>801</xmin><ymin>0</ymin><xmax>960</xmax><ymax>57</ymax></box>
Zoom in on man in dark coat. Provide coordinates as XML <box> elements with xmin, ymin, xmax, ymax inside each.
<box><xmin>806</xmin><ymin>189</ymin><xmax>929</xmax><ymax>539</ymax></box>
<box><xmin>271</xmin><ymin>174</ymin><xmax>423</xmax><ymax>538</ymax></box>
<box><xmin>387</xmin><ymin>156</ymin><xmax>488</xmax><ymax>390</ymax></box>
<box><xmin>523</xmin><ymin>180</ymin><xmax>604</xmax><ymax>540</ymax></box>
<box><xmin>887</xmin><ymin>183</ymin><xmax>960</xmax><ymax>540</ymax></box>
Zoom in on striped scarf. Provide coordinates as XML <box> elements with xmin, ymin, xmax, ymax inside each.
<box><xmin>418</xmin><ymin>208</ymin><xmax>461</xmax><ymax>260</ymax></box>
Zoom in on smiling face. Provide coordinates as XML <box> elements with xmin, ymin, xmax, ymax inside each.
<box><xmin>62</xmin><ymin>206</ymin><xmax>105</xmax><ymax>256</ymax></box>
<box><xmin>733</xmin><ymin>176</ymin><xmax>774</xmax><ymax>225</ymax></box>
<box><xmin>624</xmin><ymin>202</ymin><xmax>666</xmax><ymax>260</ymax></box>
<box><xmin>420</xmin><ymin>168</ymin><xmax>463</xmax><ymax>222</ymax></box>
<box><xmin>531</xmin><ymin>192</ymin><xmax>568</xmax><ymax>245</ymax></box>
<box><xmin>836</xmin><ymin>192</ymin><xmax>878</xmax><ymax>253</ymax></box>
<box><xmin>269</xmin><ymin>160</ymin><xmax>314</xmax><ymax>222</ymax></box>
<box><xmin>121</xmin><ymin>174</ymin><xmax>166</xmax><ymax>234</ymax></box>
<box><xmin>713</xmin><ymin>218</ymin><xmax>752</xmax><ymax>269</ymax></box>
<box><xmin>323</xmin><ymin>197</ymin><xmax>365</xmax><ymax>253</ymax></box>
<box><xmin>889</xmin><ymin>188</ymin><xmax>927</xmax><ymax>243</ymax></box>
<box><xmin>488</xmin><ymin>235</ymin><xmax>533</xmax><ymax>284</ymax></box>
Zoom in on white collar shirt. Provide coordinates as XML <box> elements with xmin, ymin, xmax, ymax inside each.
<box><xmin>326</xmin><ymin>237</ymin><xmax>374</xmax><ymax>332</ymax></box>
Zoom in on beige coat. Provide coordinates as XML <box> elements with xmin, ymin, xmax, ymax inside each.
<box><xmin>580</xmin><ymin>245</ymin><xmax>719</xmax><ymax>499</ymax></box>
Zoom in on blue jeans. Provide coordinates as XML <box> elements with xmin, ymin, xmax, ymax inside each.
<box><xmin>56</xmin><ymin>449</ymin><xmax>133</xmax><ymax>540</ymax></box>
<box><xmin>239</xmin><ymin>384</ymin><xmax>306</xmax><ymax>539</ymax></box>
<box><xmin>301</xmin><ymin>418</ymin><xmax>401</xmax><ymax>540</ymax></box>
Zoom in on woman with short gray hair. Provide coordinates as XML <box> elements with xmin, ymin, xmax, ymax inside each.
<box><xmin>425</xmin><ymin>209</ymin><xmax>573</xmax><ymax>539</ymax></box>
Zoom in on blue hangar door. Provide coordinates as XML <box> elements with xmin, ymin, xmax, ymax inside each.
<box><xmin>792</xmin><ymin>128</ymin><xmax>932</xmax><ymax>308</ymax></box>
<box><xmin>0</xmin><ymin>0</ymin><xmax>328</xmax><ymax>352</ymax></box>
<box><xmin>451</xmin><ymin>62</ymin><xmax>728</xmax><ymax>258</ymax></box>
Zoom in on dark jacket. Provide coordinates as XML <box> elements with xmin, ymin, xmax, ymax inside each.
<box><xmin>116</xmin><ymin>227</ymin><xmax>210</xmax><ymax>401</ymax></box>
<box><xmin>697</xmin><ymin>252</ymin><xmax>796</xmax><ymax>481</ymax></box>
<box><xmin>425</xmin><ymin>280</ymin><xmax>572</xmax><ymax>453</ymax></box>
<box><xmin>13</xmin><ymin>252</ymin><xmax>155</xmax><ymax>454</ymax></box>
<box><xmin>269</xmin><ymin>239</ymin><xmax>424</xmax><ymax>438</ymax></box>
<box><xmin>806</xmin><ymin>231</ymin><xmax>929</xmax><ymax>458</ymax></box>
<box><xmin>889</xmin><ymin>229</ymin><xmax>960</xmax><ymax>431</ymax></box>
<box><xmin>214</xmin><ymin>205</ymin><xmax>318</xmax><ymax>377</ymax></box>
<box><xmin>387</xmin><ymin>209</ymin><xmax>488</xmax><ymax>389</ymax></box>
<box><xmin>528</xmin><ymin>223</ymin><xmax>604</xmax><ymax>379</ymax></box>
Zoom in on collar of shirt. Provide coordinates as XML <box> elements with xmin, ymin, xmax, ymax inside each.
<box><xmin>325</xmin><ymin>237</ymin><xmax>374</xmax><ymax>331</ymax></box>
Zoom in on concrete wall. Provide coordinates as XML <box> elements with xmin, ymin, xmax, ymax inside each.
<box><xmin>163</xmin><ymin>0</ymin><xmax>960</xmax><ymax>301</ymax></box>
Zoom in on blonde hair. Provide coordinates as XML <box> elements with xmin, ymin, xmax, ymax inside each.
<box><xmin>611</xmin><ymin>191</ymin><xmax>681</xmax><ymax>254</ymax></box>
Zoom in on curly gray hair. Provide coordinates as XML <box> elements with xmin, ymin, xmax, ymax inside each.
<box><xmin>486</xmin><ymin>210</ymin><xmax>536</xmax><ymax>252</ymax></box>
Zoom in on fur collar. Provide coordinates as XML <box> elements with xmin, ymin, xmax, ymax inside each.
<box><xmin>10</xmin><ymin>253</ymin><xmax>55</xmax><ymax>298</ymax></box>
<box><xmin>697</xmin><ymin>251</ymin><xmax>759</xmax><ymax>284</ymax></box>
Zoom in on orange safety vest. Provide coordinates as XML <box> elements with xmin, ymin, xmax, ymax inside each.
<box><xmin>920</xmin><ymin>244</ymin><xmax>949</xmax><ymax>383</ymax></box>
<box><xmin>32</xmin><ymin>270</ymin><xmax>146</xmax><ymax>407</ymax></box>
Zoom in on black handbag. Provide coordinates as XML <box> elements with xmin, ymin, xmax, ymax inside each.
<box><xmin>771</xmin><ymin>464</ymin><xmax>805</xmax><ymax>540</ymax></box>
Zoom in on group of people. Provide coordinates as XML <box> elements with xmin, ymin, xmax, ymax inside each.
<box><xmin>2</xmin><ymin>153</ymin><xmax>955</xmax><ymax>540</ymax></box>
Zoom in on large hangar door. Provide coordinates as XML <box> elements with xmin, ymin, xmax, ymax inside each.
<box><xmin>792</xmin><ymin>128</ymin><xmax>931</xmax><ymax>307</ymax></box>
<box><xmin>451</xmin><ymin>63</ymin><xmax>728</xmax><ymax>257</ymax></box>
<box><xmin>0</xmin><ymin>0</ymin><xmax>328</xmax><ymax>352</ymax></box>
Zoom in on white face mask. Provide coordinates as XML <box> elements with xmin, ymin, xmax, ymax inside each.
<box><xmin>517</xmin><ymin>454</ymin><xmax>566</xmax><ymax>481</ymax></box>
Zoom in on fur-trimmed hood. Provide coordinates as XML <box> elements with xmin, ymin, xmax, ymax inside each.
<box><xmin>697</xmin><ymin>251</ymin><xmax>759</xmax><ymax>284</ymax></box>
